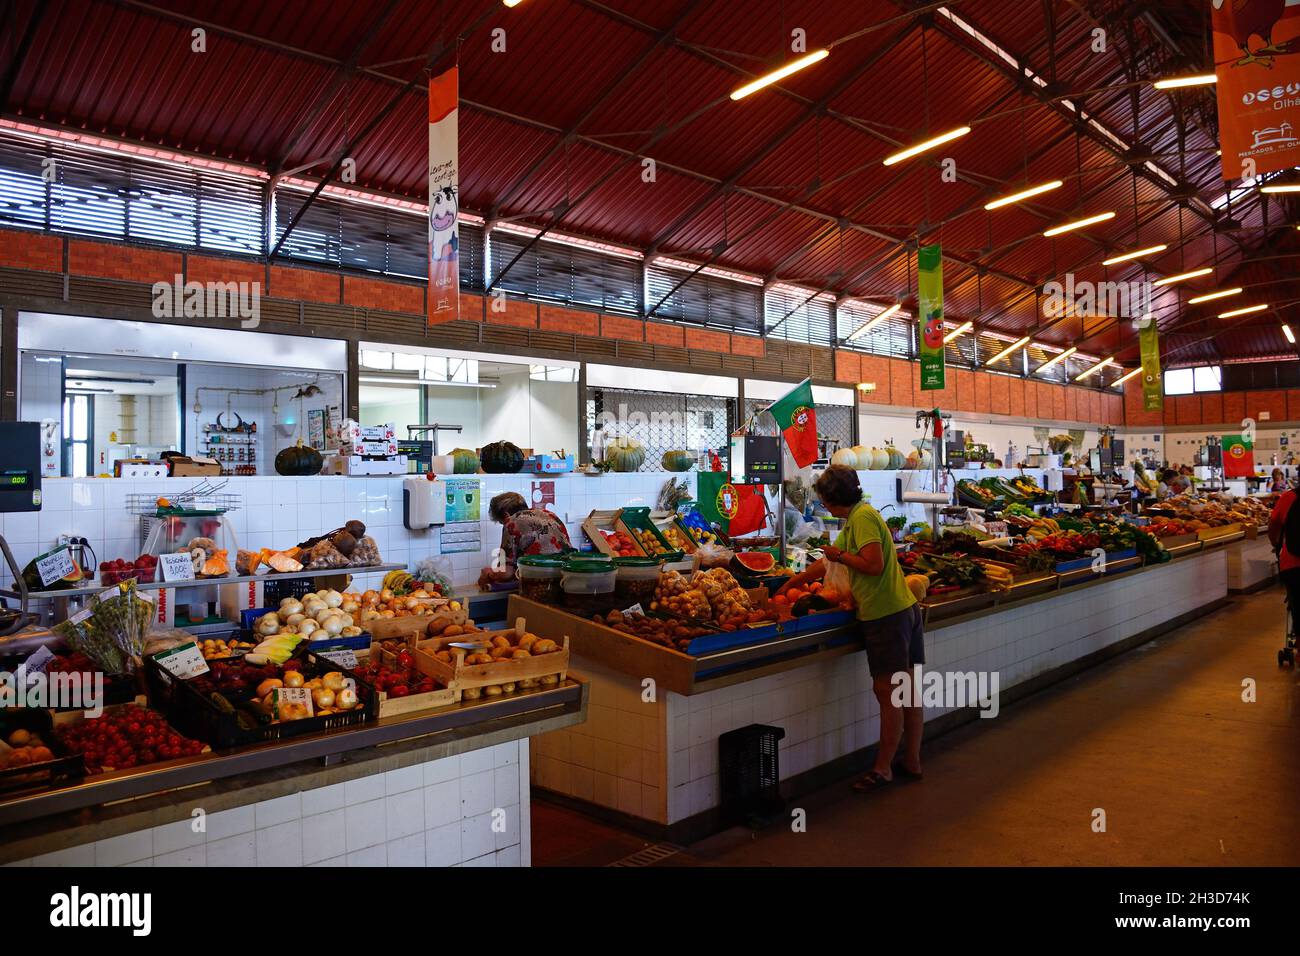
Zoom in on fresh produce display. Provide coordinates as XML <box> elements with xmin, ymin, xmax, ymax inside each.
<box><xmin>770</xmin><ymin>580</ymin><xmax>850</xmax><ymax>620</ymax></box>
<box><xmin>659</xmin><ymin>525</ymin><xmax>694</xmax><ymax>551</ymax></box>
<box><xmin>0</xmin><ymin>728</ymin><xmax>56</xmax><ymax>770</ymax></box>
<box><xmin>661</xmin><ymin>450</ymin><xmax>694</xmax><ymax>472</ymax></box>
<box><xmin>450</xmin><ymin>448</ymin><xmax>481</xmax><ymax>474</ymax></box>
<box><xmin>652</xmin><ymin>570</ymin><xmax>713</xmax><ymax>620</ymax></box>
<box><xmin>196</xmin><ymin>637</ymin><xmax>257</xmax><ymax>660</ymax></box>
<box><xmin>831</xmin><ymin>447</ymin><xmax>859</xmax><ymax>469</ymax></box>
<box><xmin>957</xmin><ymin>479</ymin><xmax>1000</xmax><ymax>508</ymax></box>
<box><xmin>274</xmin><ymin>439</ymin><xmax>324</xmax><ymax>476</ymax></box>
<box><xmin>597</xmin><ymin>609</ymin><xmax>712</xmax><ymax>652</ymax></box>
<box><xmin>356</xmin><ymin>653</ymin><xmax>442</xmax><ymax>698</ymax></box>
<box><xmin>53</xmin><ymin>580</ymin><xmax>153</xmax><ymax>675</ymax></box>
<box><xmin>907</xmin><ymin>552</ymin><xmax>987</xmax><ymax>592</ymax></box>
<box><xmin>904</xmin><ymin>574</ymin><xmax>930</xmax><ymax>602</ymax></box>
<box><xmin>190</xmin><ymin>659</ymin><xmax>364</xmax><ymax>726</ymax></box>
<box><xmin>732</xmin><ymin>551</ymin><xmax>776</xmax><ymax>574</ymax></box>
<box><xmin>169</xmin><ymin>535</ymin><xmax>229</xmax><ymax>577</ymax></box>
<box><xmin>631</xmin><ymin>527</ymin><xmax>670</xmax><ymax>556</ymax></box>
<box><xmin>605</xmin><ymin>436</ymin><xmax>647</xmax><ymax>472</ymax></box>
<box><xmin>599</xmin><ymin>528</ymin><xmax>641</xmax><ymax>557</ymax></box>
<box><xmin>21</xmin><ymin>551</ymin><xmax>85</xmax><ymax>591</ymax></box>
<box><xmin>424</xmin><ymin>627</ymin><xmax>564</xmax><ymax>701</ymax></box>
<box><xmin>55</xmin><ymin>704</ymin><xmax>206</xmax><ymax>773</ymax></box>
<box><xmin>481</xmin><ymin>440</ymin><xmax>525</xmax><ymax>473</ymax></box>
<box><xmin>99</xmin><ymin>554</ymin><xmax>158</xmax><ymax>585</ymax></box>
<box><xmin>251</xmin><ymin>591</ymin><xmax>366</xmax><ymax>650</ymax></box>
<box><xmin>883</xmin><ymin>445</ymin><xmax>905</xmax><ymax>469</ymax></box>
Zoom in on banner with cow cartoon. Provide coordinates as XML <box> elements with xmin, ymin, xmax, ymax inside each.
<box><xmin>428</xmin><ymin>66</ymin><xmax>459</xmax><ymax>325</ymax></box>
<box><xmin>917</xmin><ymin>243</ymin><xmax>946</xmax><ymax>391</ymax></box>
<box><xmin>1213</xmin><ymin>0</ymin><xmax>1300</xmax><ymax>180</ymax></box>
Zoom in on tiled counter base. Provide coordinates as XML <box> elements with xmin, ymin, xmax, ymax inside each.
<box><xmin>532</xmin><ymin>550</ymin><xmax>1229</xmax><ymax>839</ymax></box>
<box><xmin>4</xmin><ymin>740</ymin><xmax>530</xmax><ymax>868</ymax></box>
<box><xmin>1227</xmin><ymin>535</ymin><xmax>1276</xmax><ymax>593</ymax></box>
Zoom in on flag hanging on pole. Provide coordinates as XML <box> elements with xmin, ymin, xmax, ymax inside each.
<box><xmin>765</xmin><ymin>378</ymin><xmax>818</xmax><ymax>469</ymax></box>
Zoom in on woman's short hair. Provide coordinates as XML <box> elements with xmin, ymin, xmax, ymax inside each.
<box><xmin>813</xmin><ymin>465</ymin><xmax>863</xmax><ymax>508</ymax></box>
<box><xmin>489</xmin><ymin>492</ymin><xmax>528</xmax><ymax>523</ymax></box>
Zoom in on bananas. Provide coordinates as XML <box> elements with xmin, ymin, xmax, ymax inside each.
<box><xmin>1026</xmin><ymin>517</ymin><xmax>1059</xmax><ymax>538</ymax></box>
<box><xmin>383</xmin><ymin>570</ymin><xmax>416</xmax><ymax>594</ymax></box>
<box><xmin>978</xmin><ymin>562</ymin><xmax>1014</xmax><ymax>591</ymax></box>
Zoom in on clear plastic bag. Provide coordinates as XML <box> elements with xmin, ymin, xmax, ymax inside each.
<box><xmin>692</xmin><ymin>543</ymin><xmax>734</xmax><ymax>571</ymax></box>
<box><xmin>824</xmin><ymin>559</ymin><xmax>854</xmax><ymax>606</ymax></box>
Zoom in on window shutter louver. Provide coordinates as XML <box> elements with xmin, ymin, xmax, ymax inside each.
<box><xmin>645</xmin><ymin>263</ymin><xmax>761</xmax><ymax>333</ymax></box>
<box><xmin>765</xmin><ymin>285</ymin><xmax>834</xmax><ymax>347</ymax></box>
<box><xmin>489</xmin><ymin>229</ymin><xmax>641</xmax><ymax>314</ymax></box>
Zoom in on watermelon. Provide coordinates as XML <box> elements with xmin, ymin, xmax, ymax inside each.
<box><xmin>606</xmin><ymin>437</ymin><xmax>646</xmax><ymax>472</ymax></box>
<box><xmin>450</xmin><ymin>448</ymin><xmax>480</xmax><ymax>474</ymax></box>
<box><xmin>661</xmin><ymin>450</ymin><xmax>693</xmax><ymax>472</ymax></box>
<box><xmin>733</xmin><ymin>551</ymin><xmax>776</xmax><ymax>574</ymax></box>
<box><xmin>481</xmin><ymin>441</ymin><xmax>524</xmax><ymax>473</ymax></box>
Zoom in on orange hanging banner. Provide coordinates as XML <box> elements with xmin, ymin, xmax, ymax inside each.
<box><xmin>1213</xmin><ymin>3</ymin><xmax>1300</xmax><ymax>181</ymax></box>
<box><xmin>428</xmin><ymin>66</ymin><xmax>460</xmax><ymax>326</ymax></box>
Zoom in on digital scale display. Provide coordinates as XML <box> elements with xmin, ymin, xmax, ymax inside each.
<box><xmin>729</xmin><ymin>434</ymin><xmax>781</xmax><ymax>485</ymax></box>
<box><xmin>0</xmin><ymin>473</ymin><xmax>29</xmax><ymax>486</ymax></box>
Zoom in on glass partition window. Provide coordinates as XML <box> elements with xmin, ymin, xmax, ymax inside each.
<box><xmin>358</xmin><ymin>348</ymin><xmax>578</xmax><ymax>457</ymax></box>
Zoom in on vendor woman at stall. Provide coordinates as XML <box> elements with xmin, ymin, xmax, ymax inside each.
<box><xmin>776</xmin><ymin>465</ymin><xmax>923</xmax><ymax>792</ymax></box>
<box><xmin>489</xmin><ymin>492</ymin><xmax>572</xmax><ymax>567</ymax></box>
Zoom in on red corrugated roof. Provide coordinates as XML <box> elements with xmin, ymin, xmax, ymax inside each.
<box><xmin>3</xmin><ymin>0</ymin><xmax>1295</xmax><ymax>361</ymax></box>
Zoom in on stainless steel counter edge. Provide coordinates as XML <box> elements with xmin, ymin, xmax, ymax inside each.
<box><xmin>0</xmin><ymin>678</ymin><xmax>588</xmax><ymax>858</ymax></box>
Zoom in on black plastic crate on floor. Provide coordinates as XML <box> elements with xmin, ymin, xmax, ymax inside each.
<box><xmin>718</xmin><ymin>723</ymin><xmax>786</xmax><ymax>829</ymax></box>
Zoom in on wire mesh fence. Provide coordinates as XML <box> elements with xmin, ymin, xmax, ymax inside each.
<box><xmin>742</xmin><ymin>399</ymin><xmax>853</xmax><ymax>459</ymax></box>
<box><xmin>587</xmin><ymin>388</ymin><xmax>736</xmax><ymax>472</ymax></box>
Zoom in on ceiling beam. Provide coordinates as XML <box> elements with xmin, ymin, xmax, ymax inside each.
<box><xmin>0</xmin><ymin>0</ymin><xmax>49</xmax><ymax>111</ymax></box>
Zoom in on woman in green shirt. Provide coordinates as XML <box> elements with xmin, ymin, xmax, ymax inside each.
<box><xmin>776</xmin><ymin>465</ymin><xmax>924</xmax><ymax>792</ymax></box>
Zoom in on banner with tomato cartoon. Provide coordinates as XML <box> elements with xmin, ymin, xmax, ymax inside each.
<box><xmin>917</xmin><ymin>243</ymin><xmax>945</xmax><ymax>391</ymax></box>
<box><xmin>1221</xmin><ymin>433</ymin><xmax>1255</xmax><ymax>479</ymax></box>
<box><xmin>428</xmin><ymin>66</ymin><xmax>459</xmax><ymax>326</ymax></box>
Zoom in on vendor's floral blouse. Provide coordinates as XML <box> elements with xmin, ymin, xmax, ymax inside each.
<box><xmin>500</xmin><ymin>508</ymin><xmax>571</xmax><ymax>564</ymax></box>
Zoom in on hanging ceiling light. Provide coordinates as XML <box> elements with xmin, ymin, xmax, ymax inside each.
<box><xmin>1284</xmin><ymin>325</ymin><xmax>1296</xmax><ymax>345</ymax></box>
<box><xmin>1034</xmin><ymin>345</ymin><xmax>1077</xmax><ymax>374</ymax></box>
<box><xmin>1152</xmin><ymin>73</ymin><xmax>1217</xmax><ymax>90</ymax></box>
<box><xmin>503</xmin><ymin>0</ymin><xmax>525</xmax><ymax>6</ymax></box>
<box><xmin>985</xmin><ymin>335</ymin><xmax>1030</xmax><ymax>366</ymax></box>
<box><xmin>731</xmin><ymin>49</ymin><xmax>830</xmax><ymax>101</ymax></box>
<box><xmin>1259</xmin><ymin>182</ymin><xmax>1300</xmax><ymax>194</ymax></box>
<box><xmin>1154</xmin><ymin>267</ymin><xmax>1213</xmax><ymax>286</ymax></box>
<box><xmin>1043</xmin><ymin>211</ymin><xmax>1115</xmax><ymax>237</ymax></box>
<box><xmin>983</xmin><ymin>180</ymin><xmax>1063</xmax><ymax>210</ymax></box>
<box><xmin>882</xmin><ymin>126</ymin><xmax>971</xmax><ymax>166</ymax></box>
<box><xmin>1101</xmin><ymin>243</ymin><xmax>1167</xmax><ymax>266</ymax></box>
<box><xmin>1218</xmin><ymin>303</ymin><xmax>1268</xmax><ymax>318</ymax></box>
<box><xmin>942</xmin><ymin>321</ymin><xmax>973</xmax><ymax>344</ymax></box>
<box><xmin>1074</xmin><ymin>356</ymin><xmax>1113</xmax><ymax>381</ymax></box>
<box><xmin>1187</xmin><ymin>287</ymin><xmax>1242</xmax><ymax>305</ymax></box>
<box><xmin>846</xmin><ymin>302</ymin><xmax>900</xmax><ymax>340</ymax></box>
<box><xmin>1111</xmin><ymin>367</ymin><xmax>1141</xmax><ymax>387</ymax></box>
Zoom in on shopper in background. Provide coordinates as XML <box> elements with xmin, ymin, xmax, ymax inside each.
<box><xmin>776</xmin><ymin>465</ymin><xmax>923</xmax><ymax>791</ymax></box>
<box><xmin>1268</xmin><ymin>484</ymin><xmax>1300</xmax><ymax>634</ymax></box>
<box><xmin>485</xmin><ymin>492</ymin><xmax>572</xmax><ymax>580</ymax></box>
<box><xmin>1270</xmin><ymin>468</ymin><xmax>1289</xmax><ymax>493</ymax></box>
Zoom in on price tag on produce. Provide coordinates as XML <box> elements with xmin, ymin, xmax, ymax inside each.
<box><xmin>622</xmin><ymin>603</ymin><xmax>645</xmax><ymax>617</ymax></box>
<box><xmin>151</xmin><ymin>641</ymin><xmax>209</xmax><ymax>679</ymax></box>
<box><xmin>789</xmin><ymin>547</ymin><xmax>808</xmax><ymax>573</ymax></box>
<box><xmin>34</xmin><ymin>546</ymin><xmax>76</xmax><ymax>588</ymax></box>
<box><xmin>270</xmin><ymin>686</ymin><xmax>313</xmax><ymax>720</ymax></box>
<box><xmin>69</xmin><ymin>605</ymin><xmax>94</xmax><ymax>625</ymax></box>
<box><xmin>159</xmin><ymin>552</ymin><xmax>196</xmax><ymax>582</ymax></box>
<box><xmin>318</xmin><ymin>649</ymin><xmax>357</xmax><ymax>669</ymax></box>
<box><xmin>20</xmin><ymin>645</ymin><xmax>54</xmax><ymax>675</ymax></box>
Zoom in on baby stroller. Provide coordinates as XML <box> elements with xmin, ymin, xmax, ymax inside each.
<box><xmin>1281</xmin><ymin>559</ymin><xmax>1297</xmax><ymax>668</ymax></box>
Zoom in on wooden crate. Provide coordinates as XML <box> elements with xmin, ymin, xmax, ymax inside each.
<box><xmin>365</xmin><ymin>603</ymin><xmax>468</xmax><ymax>641</ymax></box>
<box><xmin>415</xmin><ymin>631</ymin><xmax>570</xmax><ymax>694</ymax></box>
<box><xmin>1198</xmin><ymin>522</ymin><xmax>1243</xmax><ymax>542</ymax></box>
<box><xmin>582</xmin><ymin>509</ymin><xmax>648</xmax><ymax>557</ymax></box>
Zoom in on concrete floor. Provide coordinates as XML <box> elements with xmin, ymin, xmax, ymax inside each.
<box><xmin>533</xmin><ymin>585</ymin><xmax>1300</xmax><ymax>866</ymax></box>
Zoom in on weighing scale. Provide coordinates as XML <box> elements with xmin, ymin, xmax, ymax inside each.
<box><xmin>0</xmin><ymin>423</ymin><xmax>44</xmax><ymax>635</ymax></box>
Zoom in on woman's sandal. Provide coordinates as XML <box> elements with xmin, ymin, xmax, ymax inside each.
<box><xmin>851</xmin><ymin>770</ymin><xmax>892</xmax><ymax>792</ymax></box>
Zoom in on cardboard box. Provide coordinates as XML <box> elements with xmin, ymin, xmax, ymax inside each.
<box><xmin>322</xmin><ymin>454</ymin><xmax>407</xmax><ymax>476</ymax></box>
<box><xmin>339</xmin><ymin>440</ymin><xmax>398</xmax><ymax>458</ymax></box>
<box><xmin>169</xmin><ymin>456</ymin><xmax>222</xmax><ymax>477</ymax></box>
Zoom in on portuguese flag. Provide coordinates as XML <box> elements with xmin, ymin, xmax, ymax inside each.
<box><xmin>697</xmin><ymin>471</ymin><xmax>768</xmax><ymax>537</ymax></box>
<box><xmin>766</xmin><ymin>378</ymin><xmax>818</xmax><ymax>469</ymax></box>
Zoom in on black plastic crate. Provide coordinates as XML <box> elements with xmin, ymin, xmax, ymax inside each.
<box><xmin>145</xmin><ymin>650</ymin><xmax>378</xmax><ymax>749</ymax></box>
<box><xmin>261</xmin><ymin>576</ymin><xmax>318</xmax><ymax>603</ymax></box>
<box><xmin>718</xmin><ymin>723</ymin><xmax>786</xmax><ymax>828</ymax></box>
<box><xmin>0</xmin><ymin>708</ymin><xmax>85</xmax><ymax>793</ymax></box>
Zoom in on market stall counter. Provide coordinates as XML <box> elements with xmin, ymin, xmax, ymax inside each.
<box><xmin>0</xmin><ymin>677</ymin><xmax>587</xmax><ymax>867</ymax></box>
<box><xmin>523</xmin><ymin>548</ymin><xmax>1232</xmax><ymax>841</ymax></box>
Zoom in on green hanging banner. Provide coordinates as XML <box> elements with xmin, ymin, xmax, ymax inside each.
<box><xmin>1138</xmin><ymin>321</ymin><xmax>1163</xmax><ymax>412</ymax></box>
<box><xmin>917</xmin><ymin>243</ymin><xmax>946</xmax><ymax>391</ymax></box>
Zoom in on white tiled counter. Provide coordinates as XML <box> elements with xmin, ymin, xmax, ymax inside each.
<box><xmin>532</xmin><ymin>550</ymin><xmax>1229</xmax><ymax>836</ymax></box>
<box><xmin>1226</xmin><ymin>534</ymin><xmax>1276</xmax><ymax>592</ymax></box>
<box><xmin>3</xmin><ymin>740</ymin><xmax>531</xmax><ymax>868</ymax></box>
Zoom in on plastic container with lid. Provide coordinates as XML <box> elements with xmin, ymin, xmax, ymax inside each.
<box><xmin>517</xmin><ymin>555</ymin><xmax>566</xmax><ymax>604</ymax></box>
<box><xmin>561</xmin><ymin>559</ymin><xmax>618</xmax><ymax>612</ymax></box>
<box><xmin>613</xmin><ymin>556</ymin><xmax>662</xmax><ymax>605</ymax></box>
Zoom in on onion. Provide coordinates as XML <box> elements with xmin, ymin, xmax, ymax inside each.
<box><xmin>286</xmin><ymin>613</ymin><xmax>307</xmax><ymax>628</ymax></box>
<box><xmin>341</xmin><ymin>600</ymin><xmax>360</xmax><ymax>614</ymax></box>
<box><xmin>283</xmin><ymin>671</ymin><xmax>305</xmax><ymax>688</ymax></box>
<box><xmin>322</xmin><ymin>616</ymin><xmax>346</xmax><ymax>636</ymax></box>
<box><xmin>361</xmin><ymin>609</ymin><xmax>381</xmax><ymax>622</ymax></box>
<box><xmin>311</xmin><ymin>688</ymin><xmax>335</xmax><ymax>709</ymax></box>
<box><xmin>278</xmin><ymin>599</ymin><xmax>303</xmax><ymax>617</ymax></box>
<box><xmin>324</xmin><ymin>590</ymin><xmax>343</xmax><ymax>608</ymax></box>
<box><xmin>299</xmin><ymin>619</ymin><xmax>318</xmax><ymax>637</ymax></box>
<box><xmin>335</xmin><ymin>687</ymin><xmax>358</xmax><ymax>710</ymax></box>
<box><xmin>340</xmin><ymin>626</ymin><xmax>362</xmax><ymax>638</ymax></box>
